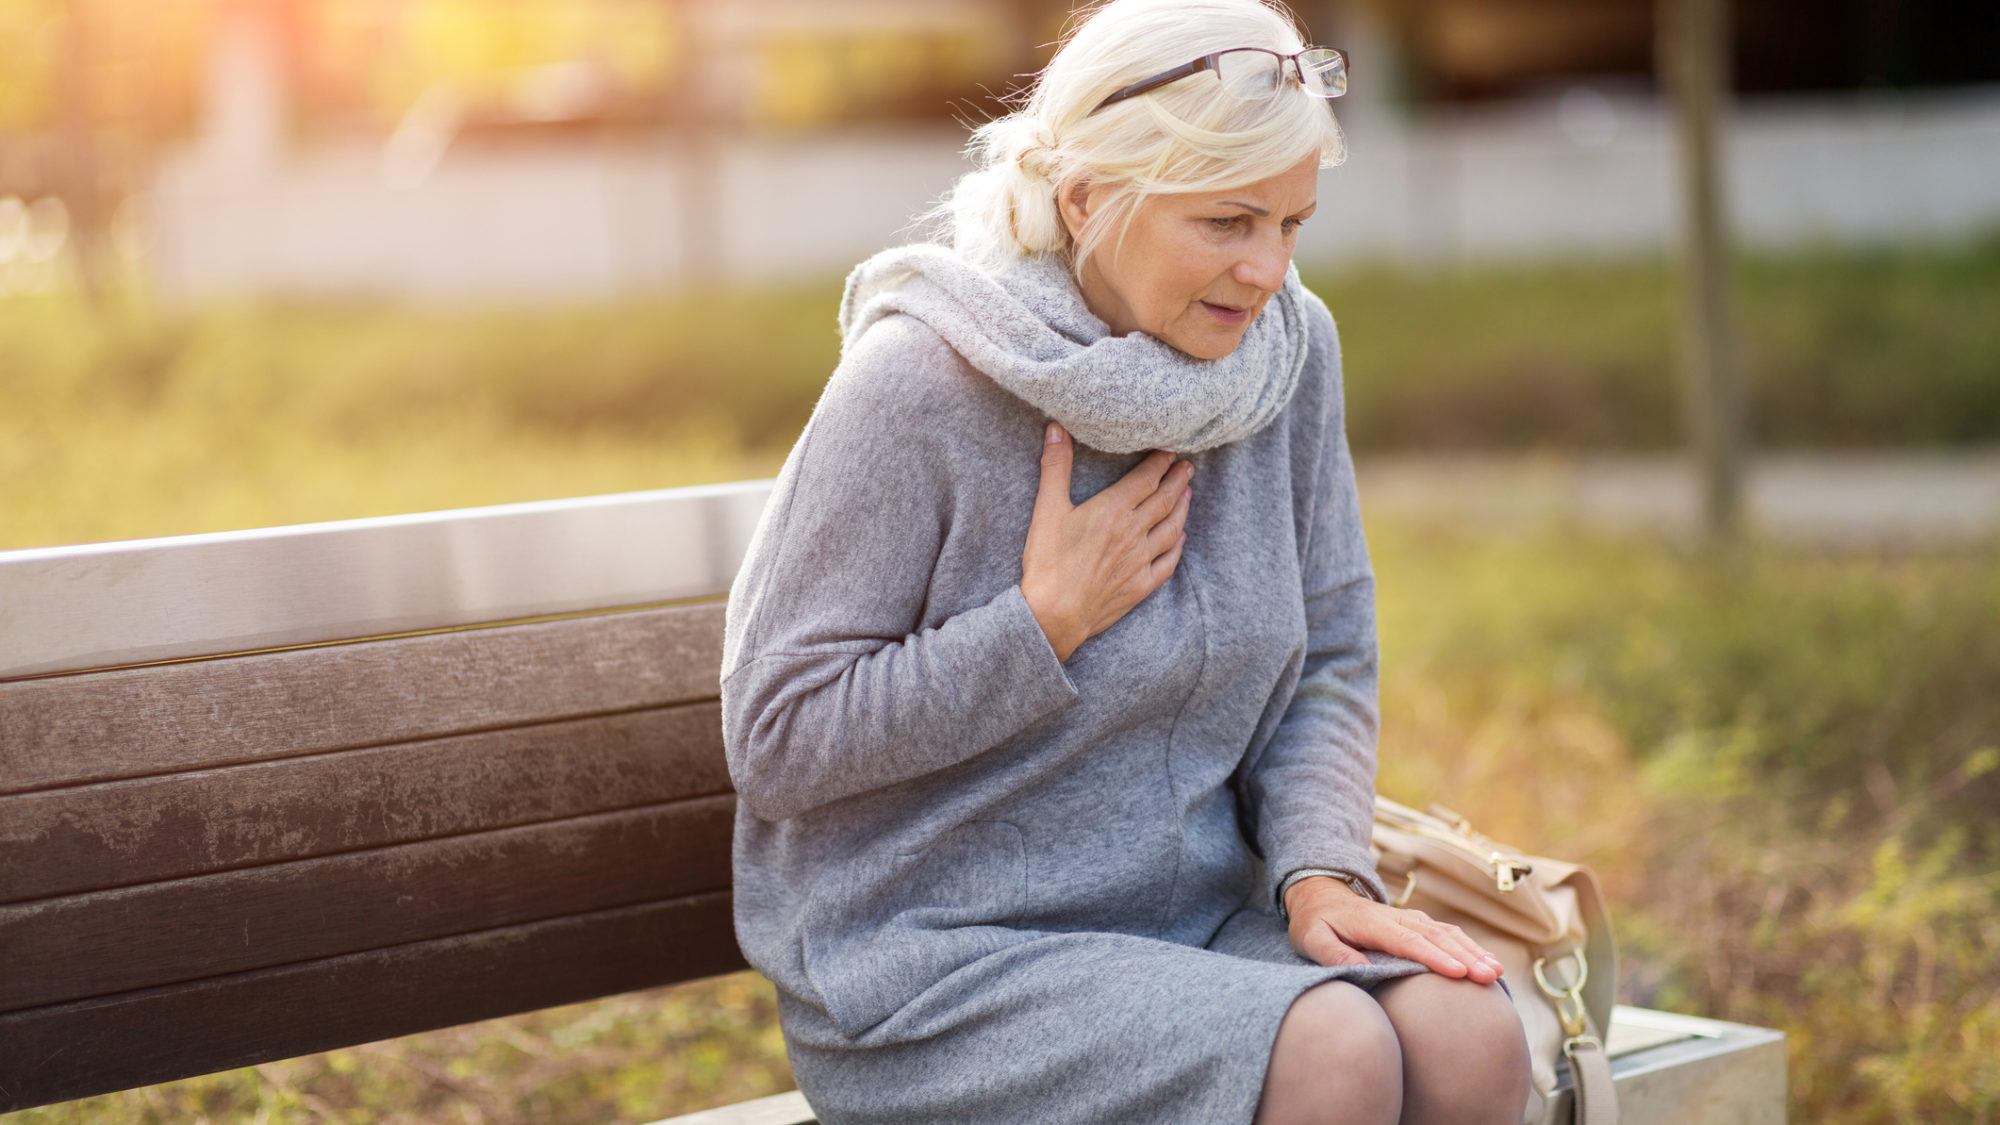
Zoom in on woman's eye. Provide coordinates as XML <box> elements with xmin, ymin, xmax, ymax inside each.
<box><xmin>1282</xmin><ymin>218</ymin><xmax>1305</xmax><ymax>234</ymax></box>
<box><xmin>1208</xmin><ymin>216</ymin><xmax>1245</xmax><ymax>232</ymax></box>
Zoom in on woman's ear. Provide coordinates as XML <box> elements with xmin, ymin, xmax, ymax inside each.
<box><xmin>1056</xmin><ymin>178</ymin><xmax>1094</xmax><ymax>242</ymax></box>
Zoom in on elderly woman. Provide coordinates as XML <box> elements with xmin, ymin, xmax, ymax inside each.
<box><xmin>719</xmin><ymin>0</ymin><xmax>1532</xmax><ymax>1121</ymax></box>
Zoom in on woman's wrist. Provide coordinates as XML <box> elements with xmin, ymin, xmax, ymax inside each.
<box><xmin>1280</xmin><ymin>869</ymin><xmax>1373</xmax><ymax>921</ymax></box>
<box><xmin>1021</xmin><ymin>579</ymin><xmax>1083</xmax><ymax>662</ymax></box>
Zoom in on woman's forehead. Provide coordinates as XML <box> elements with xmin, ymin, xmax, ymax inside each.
<box><xmin>1166</xmin><ymin>160</ymin><xmax>1321</xmax><ymax>213</ymax></box>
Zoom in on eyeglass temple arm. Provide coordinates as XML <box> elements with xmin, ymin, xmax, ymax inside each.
<box><xmin>1091</xmin><ymin>55</ymin><xmax>1217</xmax><ymax>114</ymax></box>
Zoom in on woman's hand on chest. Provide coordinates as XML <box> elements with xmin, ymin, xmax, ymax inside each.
<box><xmin>1019</xmin><ymin>421</ymin><xmax>1193</xmax><ymax>663</ymax></box>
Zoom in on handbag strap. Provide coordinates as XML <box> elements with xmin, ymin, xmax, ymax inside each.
<box><xmin>1534</xmin><ymin>946</ymin><xmax>1619</xmax><ymax>1124</ymax></box>
<box><xmin>1562</xmin><ymin>1008</ymin><xmax>1618</xmax><ymax>1125</ymax></box>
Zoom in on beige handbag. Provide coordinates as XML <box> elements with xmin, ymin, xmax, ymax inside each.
<box><xmin>1371</xmin><ymin>795</ymin><xmax>1620</xmax><ymax>1125</ymax></box>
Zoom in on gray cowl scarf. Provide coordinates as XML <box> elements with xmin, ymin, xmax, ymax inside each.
<box><xmin>836</xmin><ymin>242</ymin><xmax>1314</xmax><ymax>454</ymax></box>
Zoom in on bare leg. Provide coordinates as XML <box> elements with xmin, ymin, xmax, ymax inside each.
<box><xmin>1370</xmin><ymin>974</ymin><xmax>1531</xmax><ymax>1125</ymax></box>
<box><xmin>1253</xmin><ymin>980</ymin><xmax>1403</xmax><ymax>1125</ymax></box>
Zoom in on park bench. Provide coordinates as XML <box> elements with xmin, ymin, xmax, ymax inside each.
<box><xmin>0</xmin><ymin>483</ymin><xmax>1786</xmax><ymax>1123</ymax></box>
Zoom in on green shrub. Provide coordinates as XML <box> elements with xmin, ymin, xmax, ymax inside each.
<box><xmin>1371</xmin><ymin>521</ymin><xmax>2000</xmax><ymax>1124</ymax></box>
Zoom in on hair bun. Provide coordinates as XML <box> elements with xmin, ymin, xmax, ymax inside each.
<box><xmin>1010</xmin><ymin>119</ymin><xmax>1060</xmax><ymax>182</ymax></box>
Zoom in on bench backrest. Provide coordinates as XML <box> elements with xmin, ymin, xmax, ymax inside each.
<box><xmin>0</xmin><ymin>484</ymin><xmax>771</xmax><ymax>1111</ymax></box>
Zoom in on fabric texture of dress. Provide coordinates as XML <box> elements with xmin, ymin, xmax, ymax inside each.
<box><xmin>718</xmin><ymin>242</ymin><xmax>1434</xmax><ymax>1124</ymax></box>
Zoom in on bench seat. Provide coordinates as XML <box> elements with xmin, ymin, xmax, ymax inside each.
<box><xmin>0</xmin><ymin>485</ymin><xmax>1785</xmax><ymax>1122</ymax></box>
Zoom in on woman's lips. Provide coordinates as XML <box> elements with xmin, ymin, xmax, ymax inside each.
<box><xmin>1200</xmin><ymin>300</ymin><xmax>1250</xmax><ymax>326</ymax></box>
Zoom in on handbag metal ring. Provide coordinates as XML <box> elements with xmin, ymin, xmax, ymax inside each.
<box><xmin>1532</xmin><ymin>949</ymin><xmax>1592</xmax><ymax>1039</ymax></box>
<box><xmin>1532</xmin><ymin>947</ymin><xmax>1589</xmax><ymax>996</ymax></box>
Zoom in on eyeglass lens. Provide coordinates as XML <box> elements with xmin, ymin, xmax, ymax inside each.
<box><xmin>1299</xmin><ymin>48</ymin><xmax>1347</xmax><ymax>97</ymax></box>
<box><xmin>1212</xmin><ymin>48</ymin><xmax>1346</xmax><ymax>99</ymax></box>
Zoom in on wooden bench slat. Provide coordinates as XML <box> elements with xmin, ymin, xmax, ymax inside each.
<box><xmin>0</xmin><ymin>890</ymin><xmax>747</xmax><ymax>1113</ymax></box>
<box><xmin>1</xmin><ymin>797</ymin><xmax>735</xmax><ymax>1012</ymax></box>
<box><xmin>1</xmin><ymin>704</ymin><xmax>728</xmax><ymax>904</ymax></box>
<box><xmin>0</xmin><ymin>602</ymin><xmax>726</xmax><ymax>794</ymax></box>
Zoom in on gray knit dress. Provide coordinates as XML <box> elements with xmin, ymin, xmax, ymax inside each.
<box><xmin>719</xmin><ymin>245</ymin><xmax>1434</xmax><ymax>1124</ymax></box>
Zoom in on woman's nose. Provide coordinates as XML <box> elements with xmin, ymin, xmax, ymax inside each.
<box><xmin>1232</xmin><ymin>237</ymin><xmax>1289</xmax><ymax>293</ymax></box>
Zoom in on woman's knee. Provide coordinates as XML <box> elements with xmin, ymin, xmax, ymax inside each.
<box><xmin>1258</xmin><ymin>980</ymin><xmax>1402</xmax><ymax>1125</ymax></box>
<box><xmin>1378</xmin><ymin>972</ymin><xmax>1526</xmax><ymax>1048</ymax></box>
<box><xmin>1374</xmin><ymin>974</ymin><xmax>1531</xmax><ymax>1121</ymax></box>
<box><xmin>1294</xmin><ymin>979</ymin><xmax>1402</xmax><ymax>1065</ymax></box>
<box><xmin>1459</xmin><ymin>980</ymin><xmax>1531</xmax><ymax>1098</ymax></box>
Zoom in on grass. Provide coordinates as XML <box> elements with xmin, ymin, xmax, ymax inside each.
<box><xmin>4</xmin><ymin>238</ymin><xmax>1997</xmax><ymax>1121</ymax></box>
<box><xmin>4</xmin><ymin>232</ymin><xmax>1999</xmax><ymax>550</ymax></box>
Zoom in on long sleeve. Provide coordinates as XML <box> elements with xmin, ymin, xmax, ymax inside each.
<box><xmin>720</xmin><ymin>323</ymin><xmax>1081</xmax><ymax>822</ymax></box>
<box><xmin>1236</xmin><ymin>312</ymin><xmax>1390</xmax><ymax>911</ymax></box>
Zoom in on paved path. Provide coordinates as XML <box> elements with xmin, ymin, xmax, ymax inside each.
<box><xmin>1354</xmin><ymin>449</ymin><xmax>2000</xmax><ymax>547</ymax></box>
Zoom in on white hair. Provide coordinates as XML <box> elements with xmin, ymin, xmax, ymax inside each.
<box><xmin>929</xmin><ymin>0</ymin><xmax>1346</xmax><ymax>283</ymax></box>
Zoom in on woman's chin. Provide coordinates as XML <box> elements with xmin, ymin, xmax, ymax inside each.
<box><xmin>1165</xmin><ymin>327</ymin><xmax>1249</xmax><ymax>361</ymax></box>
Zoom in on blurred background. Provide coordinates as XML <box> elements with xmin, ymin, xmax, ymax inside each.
<box><xmin>3</xmin><ymin>0</ymin><xmax>1997</xmax><ymax>1122</ymax></box>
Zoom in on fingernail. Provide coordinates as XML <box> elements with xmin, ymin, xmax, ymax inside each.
<box><xmin>1446</xmin><ymin>959</ymin><xmax>1465</xmax><ymax>972</ymax></box>
<box><xmin>1046</xmin><ymin>422</ymin><xmax>1062</xmax><ymax>444</ymax></box>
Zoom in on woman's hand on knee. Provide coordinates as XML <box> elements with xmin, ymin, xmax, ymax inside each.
<box><xmin>1284</xmin><ymin>878</ymin><xmax>1506</xmax><ymax>984</ymax></box>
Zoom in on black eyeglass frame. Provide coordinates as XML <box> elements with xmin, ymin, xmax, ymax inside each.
<box><xmin>1088</xmin><ymin>46</ymin><xmax>1349</xmax><ymax>116</ymax></box>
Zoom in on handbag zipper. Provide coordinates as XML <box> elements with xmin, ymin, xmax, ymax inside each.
<box><xmin>1377</xmin><ymin>805</ymin><xmax>1536</xmax><ymax>894</ymax></box>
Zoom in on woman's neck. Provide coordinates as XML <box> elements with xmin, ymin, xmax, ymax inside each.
<box><xmin>1072</xmin><ymin>253</ymin><xmax>1140</xmax><ymax>338</ymax></box>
